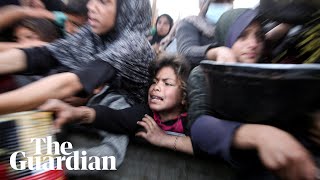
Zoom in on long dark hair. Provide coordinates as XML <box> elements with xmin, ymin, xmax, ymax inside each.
<box><xmin>14</xmin><ymin>18</ymin><xmax>61</xmax><ymax>42</ymax></box>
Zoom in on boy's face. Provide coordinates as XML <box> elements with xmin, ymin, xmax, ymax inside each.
<box><xmin>231</xmin><ymin>21</ymin><xmax>264</xmax><ymax>63</ymax></box>
<box><xmin>87</xmin><ymin>0</ymin><xmax>117</xmax><ymax>35</ymax></box>
<box><xmin>148</xmin><ymin>66</ymin><xmax>184</xmax><ymax>116</ymax></box>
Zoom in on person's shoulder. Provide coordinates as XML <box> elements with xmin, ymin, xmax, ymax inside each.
<box><xmin>178</xmin><ymin>16</ymin><xmax>214</xmax><ymax>36</ymax></box>
<box><xmin>177</xmin><ymin>19</ymin><xmax>198</xmax><ymax>33</ymax></box>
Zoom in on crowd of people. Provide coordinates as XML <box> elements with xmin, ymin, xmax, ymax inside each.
<box><xmin>0</xmin><ymin>0</ymin><xmax>319</xmax><ymax>179</ymax></box>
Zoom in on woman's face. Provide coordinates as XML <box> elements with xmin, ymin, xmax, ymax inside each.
<box><xmin>156</xmin><ymin>16</ymin><xmax>171</xmax><ymax>36</ymax></box>
<box><xmin>148</xmin><ymin>66</ymin><xmax>183</xmax><ymax>116</ymax></box>
<box><xmin>14</xmin><ymin>26</ymin><xmax>40</xmax><ymax>43</ymax></box>
<box><xmin>231</xmin><ymin>21</ymin><xmax>264</xmax><ymax>63</ymax></box>
<box><xmin>87</xmin><ymin>0</ymin><xmax>117</xmax><ymax>35</ymax></box>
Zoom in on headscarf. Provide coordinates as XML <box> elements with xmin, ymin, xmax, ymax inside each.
<box><xmin>149</xmin><ymin>14</ymin><xmax>174</xmax><ymax>45</ymax></box>
<box><xmin>46</xmin><ymin>0</ymin><xmax>155</xmax><ymax>104</ymax></box>
<box><xmin>215</xmin><ymin>8</ymin><xmax>259</xmax><ymax>47</ymax></box>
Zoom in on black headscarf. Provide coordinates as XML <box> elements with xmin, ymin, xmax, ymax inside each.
<box><xmin>149</xmin><ymin>14</ymin><xmax>174</xmax><ymax>45</ymax></box>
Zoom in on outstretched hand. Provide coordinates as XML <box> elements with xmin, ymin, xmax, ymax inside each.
<box><xmin>234</xmin><ymin>124</ymin><xmax>318</xmax><ymax>180</ymax></box>
<box><xmin>255</xmin><ymin>126</ymin><xmax>317</xmax><ymax>180</ymax></box>
<box><xmin>135</xmin><ymin>114</ymin><xmax>168</xmax><ymax>147</ymax></box>
<box><xmin>38</xmin><ymin>99</ymin><xmax>80</xmax><ymax>129</ymax></box>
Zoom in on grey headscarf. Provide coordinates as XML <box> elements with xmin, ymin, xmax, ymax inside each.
<box><xmin>46</xmin><ymin>0</ymin><xmax>155</xmax><ymax>104</ymax></box>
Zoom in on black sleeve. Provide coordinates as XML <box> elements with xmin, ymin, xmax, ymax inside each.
<box><xmin>21</xmin><ymin>46</ymin><xmax>60</xmax><ymax>75</ymax></box>
<box><xmin>89</xmin><ymin>104</ymin><xmax>151</xmax><ymax>134</ymax></box>
<box><xmin>73</xmin><ymin>60</ymin><xmax>116</xmax><ymax>95</ymax></box>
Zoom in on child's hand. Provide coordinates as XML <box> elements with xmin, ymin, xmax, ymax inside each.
<box><xmin>135</xmin><ymin>114</ymin><xmax>168</xmax><ymax>146</ymax></box>
<box><xmin>38</xmin><ymin>99</ymin><xmax>80</xmax><ymax>129</ymax></box>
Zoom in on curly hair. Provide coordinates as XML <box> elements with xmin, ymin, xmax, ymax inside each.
<box><xmin>148</xmin><ymin>53</ymin><xmax>191</xmax><ymax>111</ymax></box>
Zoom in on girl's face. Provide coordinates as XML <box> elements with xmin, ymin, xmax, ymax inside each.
<box><xmin>87</xmin><ymin>0</ymin><xmax>117</xmax><ymax>35</ymax></box>
<box><xmin>14</xmin><ymin>26</ymin><xmax>40</xmax><ymax>43</ymax></box>
<box><xmin>148</xmin><ymin>66</ymin><xmax>184</xmax><ymax>116</ymax></box>
<box><xmin>156</xmin><ymin>16</ymin><xmax>171</xmax><ymax>36</ymax></box>
<box><xmin>231</xmin><ymin>21</ymin><xmax>264</xmax><ymax>63</ymax></box>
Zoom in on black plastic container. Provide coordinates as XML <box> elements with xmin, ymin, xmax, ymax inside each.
<box><xmin>201</xmin><ymin>61</ymin><xmax>320</xmax><ymax>126</ymax></box>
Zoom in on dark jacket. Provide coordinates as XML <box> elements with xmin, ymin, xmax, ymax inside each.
<box><xmin>176</xmin><ymin>17</ymin><xmax>217</xmax><ymax>68</ymax></box>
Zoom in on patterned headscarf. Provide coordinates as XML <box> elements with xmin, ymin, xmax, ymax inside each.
<box><xmin>46</xmin><ymin>0</ymin><xmax>155</xmax><ymax>104</ymax></box>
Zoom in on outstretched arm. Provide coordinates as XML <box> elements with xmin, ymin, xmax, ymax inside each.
<box><xmin>0</xmin><ymin>54</ymin><xmax>116</xmax><ymax>115</ymax></box>
<box><xmin>0</xmin><ymin>72</ymin><xmax>83</xmax><ymax>115</ymax></box>
<box><xmin>38</xmin><ymin>99</ymin><xmax>96</xmax><ymax>128</ymax></box>
<box><xmin>0</xmin><ymin>5</ymin><xmax>29</xmax><ymax>29</ymax></box>
<box><xmin>233</xmin><ymin>124</ymin><xmax>317</xmax><ymax>180</ymax></box>
<box><xmin>0</xmin><ymin>41</ymin><xmax>47</xmax><ymax>52</ymax></box>
<box><xmin>0</xmin><ymin>5</ymin><xmax>54</xmax><ymax>30</ymax></box>
<box><xmin>0</xmin><ymin>49</ymin><xmax>28</xmax><ymax>74</ymax></box>
<box><xmin>136</xmin><ymin>114</ymin><xmax>194</xmax><ymax>155</ymax></box>
<box><xmin>190</xmin><ymin>115</ymin><xmax>317</xmax><ymax>179</ymax></box>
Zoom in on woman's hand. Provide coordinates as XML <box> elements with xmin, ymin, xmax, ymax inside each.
<box><xmin>135</xmin><ymin>114</ymin><xmax>168</xmax><ymax>147</ymax></box>
<box><xmin>206</xmin><ymin>46</ymin><xmax>237</xmax><ymax>63</ymax></box>
<box><xmin>234</xmin><ymin>124</ymin><xmax>317</xmax><ymax>180</ymax></box>
<box><xmin>38</xmin><ymin>99</ymin><xmax>94</xmax><ymax>129</ymax></box>
<box><xmin>256</xmin><ymin>127</ymin><xmax>317</xmax><ymax>180</ymax></box>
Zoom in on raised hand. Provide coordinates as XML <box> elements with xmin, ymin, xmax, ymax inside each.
<box><xmin>135</xmin><ymin>114</ymin><xmax>168</xmax><ymax>146</ymax></box>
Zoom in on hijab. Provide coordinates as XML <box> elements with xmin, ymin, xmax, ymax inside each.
<box><xmin>46</xmin><ymin>0</ymin><xmax>155</xmax><ymax>104</ymax></box>
<box><xmin>149</xmin><ymin>14</ymin><xmax>174</xmax><ymax>45</ymax></box>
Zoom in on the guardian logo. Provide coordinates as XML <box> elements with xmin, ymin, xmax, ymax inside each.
<box><xmin>10</xmin><ymin>136</ymin><xmax>117</xmax><ymax>171</ymax></box>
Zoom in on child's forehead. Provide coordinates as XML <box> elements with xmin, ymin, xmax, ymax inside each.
<box><xmin>158</xmin><ymin>16</ymin><xmax>169</xmax><ymax>21</ymax></box>
<box><xmin>155</xmin><ymin>67</ymin><xmax>178</xmax><ymax>79</ymax></box>
<box><xmin>157</xmin><ymin>66</ymin><xmax>176</xmax><ymax>75</ymax></box>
